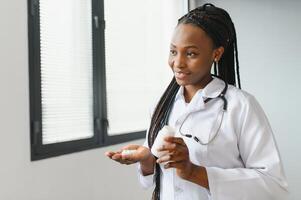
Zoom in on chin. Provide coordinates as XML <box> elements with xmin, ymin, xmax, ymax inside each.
<box><xmin>175</xmin><ymin>78</ymin><xmax>190</xmax><ymax>86</ymax></box>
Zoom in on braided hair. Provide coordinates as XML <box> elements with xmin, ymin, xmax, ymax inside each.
<box><xmin>147</xmin><ymin>3</ymin><xmax>241</xmax><ymax>200</ymax></box>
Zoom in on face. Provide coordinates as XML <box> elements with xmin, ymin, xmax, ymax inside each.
<box><xmin>168</xmin><ymin>23</ymin><xmax>224</xmax><ymax>90</ymax></box>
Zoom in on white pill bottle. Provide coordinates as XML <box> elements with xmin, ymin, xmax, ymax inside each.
<box><xmin>151</xmin><ymin>125</ymin><xmax>175</xmax><ymax>158</ymax></box>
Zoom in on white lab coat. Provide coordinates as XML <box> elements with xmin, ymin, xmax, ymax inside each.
<box><xmin>137</xmin><ymin>77</ymin><xmax>289</xmax><ymax>200</ymax></box>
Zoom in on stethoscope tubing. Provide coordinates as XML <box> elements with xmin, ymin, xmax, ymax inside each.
<box><xmin>163</xmin><ymin>75</ymin><xmax>228</xmax><ymax>145</ymax></box>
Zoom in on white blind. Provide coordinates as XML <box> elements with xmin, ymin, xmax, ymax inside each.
<box><xmin>39</xmin><ymin>0</ymin><xmax>94</xmax><ymax>144</ymax></box>
<box><xmin>104</xmin><ymin>0</ymin><xmax>187</xmax><ymax>135</ymax></box>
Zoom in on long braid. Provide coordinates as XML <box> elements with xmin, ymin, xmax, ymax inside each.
<box><xmin>148</xmin><ymin>3</ymin><xmax>241</xmax><ymax>199</ymax></box>
<box><xmin>148</xmin><ymin>78</ymin><xmax>179</xmax><ymax>200</ymax></box>
<box><xmin>148</xmin><ymin>78</ymin><xmax>179</xmax><ymax>148</ymax></box>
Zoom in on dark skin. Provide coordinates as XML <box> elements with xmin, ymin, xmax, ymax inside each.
<box><xmin>169</xmin><ymin>23</ymin><xmax>224</xmax><ymax>102</ymax></box>
<box><xmin>105</xmin><ymin>23</ymin><xmax>225</xmax><ymax>190</ymax></box>
<box><xmin>105</xmin><ymin>145</ymin><xmax>155</xmax><ymax>176</ymax></box>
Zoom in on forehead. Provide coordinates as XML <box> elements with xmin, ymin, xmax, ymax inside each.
<box><xmin>171</xmin><ymin>23</ymin><xmax>213</xmax><ymax>48</ymax></box>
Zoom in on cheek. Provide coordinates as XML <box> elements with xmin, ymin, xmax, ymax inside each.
<box><xmin>190</xmin><ymin>57</ymin><xmax>212</xmax><ymax>71</ymax></box>
<box><xmin>189</xmin><ymin>59</ymin><xmax>205</xmax><ymax>71</ymax></box>
<box><xmin>188</xmin><ymin>61</ymin><xmax>212</xmax><ymax>78</ymax></box>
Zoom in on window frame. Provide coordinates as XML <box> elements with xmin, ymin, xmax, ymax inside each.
<box><xmin>27</xmin><ymin>0</ymin><xmax>145</xmax><ymax>161</ymax></box>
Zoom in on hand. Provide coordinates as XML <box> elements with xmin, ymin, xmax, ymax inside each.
<box><xmin>105</xmin><ymin>144</ymin><xmax>152</xmax><ymax>165</ymax></box>
<box><xmin>156</xmin><ymin>136</ymin><xmax>194</xmax><ymax>180</ymax></box>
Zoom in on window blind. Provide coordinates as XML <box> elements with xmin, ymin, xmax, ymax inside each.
<box><xmin>39</xmin><ymin>0</ymin><xmax>94</xmax><ymax>144</ymax></box>
<box><xmin>104</xmin><ymin>0</ymin><xmax>186</xmax><ymax>135</ymax></box>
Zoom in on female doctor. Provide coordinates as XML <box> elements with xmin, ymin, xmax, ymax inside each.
<box><xmin>105</xmin><ymin>3</ymin><xmax>289</xmax><ymax>200</ymax></box>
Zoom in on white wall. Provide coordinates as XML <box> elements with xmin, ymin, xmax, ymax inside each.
<box><xmin>0</xmin><ymin>0</ymin><xmax>152</xmax><ymax>199</ymax></box>
<box><xmin>2</xmin><ymin>0</ymin><xmax>300</xmax><ymax>199</ymax></box>
<box><xmin>195</xmin><ymin>0</ymin><xmax>300</xmax><ymax>199</ymax></box>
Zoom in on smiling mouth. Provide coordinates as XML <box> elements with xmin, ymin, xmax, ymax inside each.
<box><xmin>174</xmin><ymin>71</ymin><xmax>191</xmax><ymax>79</ymax></box>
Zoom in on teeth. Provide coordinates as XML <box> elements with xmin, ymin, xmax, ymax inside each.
<box><xmin>175</xmin><ymin>72</ymin><xmax>187</xmax><ymax>75</ymax></box>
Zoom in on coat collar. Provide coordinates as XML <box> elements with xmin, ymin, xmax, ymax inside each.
<box><xmin>173</xmin><ymin>76</ymin><xmax>226</xmax><ymax>125</ymax></box>
<box><xmin>174</xmin><ymin>76</ymin><xmax>226</xmax><ymax>103</ymax></box>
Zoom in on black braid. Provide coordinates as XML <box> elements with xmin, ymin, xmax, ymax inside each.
<box><xmin>148</xmin><ymin>3</ymin><xmax>241</xmax><ymax>200</ymax></box>
<box><xmin>148</xmin><ymin>78</ymin><xmax>179</xmax><ymax>200</ymax></box>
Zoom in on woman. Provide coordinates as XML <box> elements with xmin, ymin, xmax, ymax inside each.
<box><xmin>106</xmin><ymin>3</ymin><xmax>288</xmax><ymax>200</ymax></box>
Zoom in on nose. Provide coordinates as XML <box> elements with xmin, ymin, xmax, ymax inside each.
<box><xmin>170</xmin><ymin>54</ymin><xmax>186</xmax><ymax>69</ymax></box>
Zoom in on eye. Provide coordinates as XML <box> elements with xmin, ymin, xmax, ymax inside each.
<box><xmin>187</xmin><ymin>52</ymin><xmax>197</xmax><ymax>57</ymax></box>
<box><xmin>170</xmin><ymin>49</ymin><xmax>177</xmax><ymax>56</ymax></box>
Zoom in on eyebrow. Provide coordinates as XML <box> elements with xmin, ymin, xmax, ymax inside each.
<box><xmin>170</xmin><ymin>43</ymin><xmax>199</xmax><ymax>49</ymax></box>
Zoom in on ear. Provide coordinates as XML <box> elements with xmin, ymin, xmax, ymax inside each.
<box><xmin>212</xmin><ymin>46</ymin><xmax>224</xmax><ymax>62</ymax></box>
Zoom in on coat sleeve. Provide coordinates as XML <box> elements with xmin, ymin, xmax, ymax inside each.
<box><xmin>137</xmin><ymin>139</ymin><xmax>155</xmax><ymax>189</ymax></box>
<box><xmin>205</xmin><ymin>93</ymin><xmax>289</xmax><ymax>200</ymax></box>
<box><xmin>136</xmin><ymin>101</ymin><xmax>157</xmax><ymax>189</ymax></box>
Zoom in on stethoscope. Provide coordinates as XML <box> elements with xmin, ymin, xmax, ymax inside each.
<box><xmin>163</xmin><ymin>75</ymin><xmax>228</xmax><ymax>145</ymax></box>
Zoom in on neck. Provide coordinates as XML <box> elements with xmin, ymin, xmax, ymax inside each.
<box><xmin>184</xmin><ymin>75</ymin><xmax>213</xmax><ymax>103</ymax></box>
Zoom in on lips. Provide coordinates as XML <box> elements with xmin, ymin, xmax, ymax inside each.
<box><xmin>174</xmin><ymin>71</ymin><xmax>191</xmax><ymax>80</ymax></box>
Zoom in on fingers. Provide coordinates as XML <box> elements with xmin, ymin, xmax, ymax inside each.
<box><xmin>156</xmin><ymin>152</ymin><xmax>189</xmax><ymax>163</ymax></box>
<box><xmin>163</xmin><ymin>160</ymin><xmax>185</xmax><ymax>169</ymax></box>
<box><xmin>156</xmin><ymin>152</ymin><xmax>184</xmax><ymax>164</ymax></box>
<box><xmin>105</xmin><ymin>151</ymin><xmax>121</xmax><ymax>159</ymax></box>
<box><xmin>108</xmin><ymin>152</ymin><xmax>135</xmax><ymax>165</ymax></box>
<box><xmin>157</xmin><ymin>142</ymin><xmax>176</xmax><ymax>152</ymax></box>
<box><xmin>158</xmin><ymin>137</ymin><xmax>186</xmax><ymax>153</ymax></box>
<box><xmin>156</xmin><ymin>137</ymin><xmax>189</xmax><ymax>166</ymax></box>
<box><xmin>112</xmin><ymin>152</ymin><xmax>122</xmax><ymax>160</ymax></box>
<box><xmin>105</xmin><ymin>145</ymin><xmax>144</xmax><ymax>165</ymax></box>
<box><xmin>105</xmin><ymin>151</ymin><xmax>114</xmax><ymax>158</ymax></box>
<box><xmin>164</xmin><ymin>136</ymin><xmax>186</xmax><ymax>146</ymax></box>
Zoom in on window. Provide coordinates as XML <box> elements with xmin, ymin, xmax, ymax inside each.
<box><xmin>28</xmin><ymin>0</ymin><xmax>187</xmax><ymax>160</ymax></box>
<box><xmin>104</xmin><ymin>0</ymin><xmax>188</xmax><ymax>136</ymax></box>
